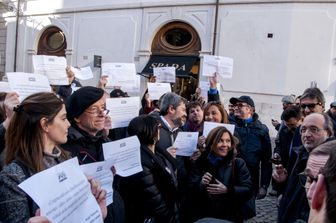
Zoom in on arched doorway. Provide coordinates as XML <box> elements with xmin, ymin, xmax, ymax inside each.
<box><xmin>143</xmin><ymin>22</ymin><xmax>201</xmax><ymax>100</ymax></box>
<box><xmin>37</xmin><ymin>26</ymin><xmax>67</xmax><ymax>57</ymax></box>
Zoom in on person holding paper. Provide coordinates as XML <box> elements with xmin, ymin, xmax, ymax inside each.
<box><xmin>119</xmin><ymin>115</ymin><xmax>179</xmax><ymax>223</ymax></box>
<box><xmin>0</xmin><ymin>92</ymin><xmax>107</xmax><ymax>223</ymax></box>
<box><xmin>62</xmin><ymin>86</ymin><xmax>110</xmax><ymax>164</ymax></box>
<box><xmin>62</xmin><ymin>86</ymin><xmax>125</xmax><ymax>223</ymax></box>
<box><xmin>57</xmin><ymin>66</ymin><xmax>82</xmax><ymax>100</ymax></box>
<box><xmin>229</xmin><ymin>96</ymin><xmax>272</xmax><ymax>200</ymax></box>
<box><xmin>188</xmin><ymin>126</ymin><xmax>253</xmax><ymax>223</ymax></box>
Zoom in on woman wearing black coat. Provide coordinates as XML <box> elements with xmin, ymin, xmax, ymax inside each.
<box><xmin>188</xmin><ymin>126</ymin><xmax>253</xmax><ymax>223</ymax></box>
<box><xmin>119</xmin><ymin>115</ymin><xmax>179</xmax><ymax>223</ymax></box>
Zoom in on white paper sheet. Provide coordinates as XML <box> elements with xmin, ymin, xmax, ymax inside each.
<box><xmin>201</xmin><ymin>55</ymin><xmax>233</xmax><ymax>79</ymax></box>
<box><xmin>147</xmin><ymin>82</ymin><xmax>171</xmax><ymax>100</ymax></box>
<box><xmin>19</xmin><ymin>157</ymin><xmax>103</xmax><ymax>223</ymax></box>
<box><xmin>153</xmin><ymin>67</ymin><xmax>176</xmax><ymax>83</ymax></box>
<box><xmin>102</xmin><ymin>136</ymin><xmax>142</xmax><ymax>177</ymax></box>
<box><xmin>6</xmin><ymin>72</ymin><xmax>51</xmax><ymax>101</ymax></box>
<box><xmin>0</xmin><ymin>81</ymin><xmax>11</xmax><ymax>92</ymax></box>
<box><xmin>80</xmin><ymin>160</ymin><xmax>114</xmax><ymax>206</ymax></box>
<box><xmin>106</xmin><ymin>97</ymin><xmax>140</xmax><ymax>129</ymax></box>
<box><xmin>33</xmin><ymin>55</ymin><xmax>68</xmax><ymax>85</ymax></box>
<box><xmin>173</xmin><ymin>132</ymin><xmax>199</xmax><ymax>156</ymax></box>
<box><xmin>71</xmin><ymin>66</ymin><xmax>94</xmax><ymax>80</ymax></box>
<box><xmin>102</xmin><ymin>63</ymin><xmax>136</xmax><ymax>87</ymax></box>
<box><xmin>202</xmin><ymin>121</ymin><xmax>235</xmax><ymax>138</ymax></box>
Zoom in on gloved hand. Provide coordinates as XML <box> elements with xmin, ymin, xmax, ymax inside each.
<box><xmin>256</xmin><ymin>186</ymin><xmax>267</xmax><ymax>200</ymax></box>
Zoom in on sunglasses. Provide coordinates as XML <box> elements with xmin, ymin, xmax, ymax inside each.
<box><xmin>300</xmin><ymin>103</ymin><xmax>322</xmax><ymax>109</ymax></box>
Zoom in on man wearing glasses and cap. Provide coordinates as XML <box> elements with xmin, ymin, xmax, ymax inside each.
<box><xmin>229</xmin><ymin>95</ymin><xmax>272</xmax><ymax>200</ymax></box>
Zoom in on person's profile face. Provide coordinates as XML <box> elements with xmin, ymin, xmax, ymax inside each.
<box><xmin>171</xmin><ymin>102</ymin><xmax>187</xmax><ymax>127</ymax></box>
<box><xmin>44</xmin><ymin>105</ymin><xmax>70</xmax><ymax>145</ymax></box>
<box><xmin>304</xmin><ymin>154</ymin><xmax>329</xmax><ymax>207</ymax></box>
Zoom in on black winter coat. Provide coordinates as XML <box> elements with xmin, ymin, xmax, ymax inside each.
<box><xmin>61</xmin><ymin>124</ymin><xmax>125</xmax><ymax>223</ymax></box>
<box><xmin>119</xmin><ymin>145</ymin><xmax>179</xmax><ymax>223</ymax></box>
<box><xmin>230</xmin><ymin>113</ymin><xmax>272</xmax><ymax>193</ymax></box>
<box><xmin>61</xmin><ymin>124</ymin><xmax>108</xmax><ymax>164</ymax></box>
<box><xmin>188</xmin><ymin>153</ymin><xmax>253</xmax><ymax>223</ymax></box>
<box><xmin>277</xmin><ymin>146</ymin><xmax>309</xmax><ymax>223</ymax></box>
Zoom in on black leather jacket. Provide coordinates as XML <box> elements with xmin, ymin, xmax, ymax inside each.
<box><xmin>119</xmin><ymin>145</ymin><xmax>179</xmax><ymax>223</ymax></box>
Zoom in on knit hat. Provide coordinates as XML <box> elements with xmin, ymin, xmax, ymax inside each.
<box><xmin>281</xmin><ymin>95</ymin><xmax>295</xmax><ymax>104</ymax></box>
<box><xmin>66</xmin><ymin>86</ymin><xmax>105</xmax><ymax>121</ymax></box>
<box><xmin>331</xmin><ymin>101</ymin><xmax>336</xmax><ymax>108</ymax></box>
<box><xmin>229</xmin><ymin>95</ymin><xmax>255</xmax><ymax>108</ymax></box>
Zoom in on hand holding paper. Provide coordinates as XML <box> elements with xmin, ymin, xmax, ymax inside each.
<box><xmin>19</xmin><ymin>158</ymin><xmax>104</xmax><ymax>223</ymax></box>
<box><xmin>173</xmin><ymin>132</ymin><xmax>199</xmax><ymax>156</ymax></box>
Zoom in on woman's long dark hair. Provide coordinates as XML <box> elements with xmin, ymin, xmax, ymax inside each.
<box><xmin>5</xmin><ymin>92</ymin><xmax>67</xmax><ymax>173</ymax></box>
<box><xmin>205</xmin><ymin>126</ymin><xmax>238</xmax><ymax>159</ymax></box>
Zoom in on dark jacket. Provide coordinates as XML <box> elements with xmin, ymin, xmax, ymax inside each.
<box><xmin>188</xmin><ymin>152</ymin><xmax>252</xmax><ymax>223</ymax></box>
<box><xmin>119</xmin><ymin>145</ymin><xmax>179</xmax><ymax>223</ymax></box>
<box><xmin>277</xmin><ymin>145</ymin><xmax>309</xmax><ymax>223</ymax></box>
<box><xmin>61</xmin><ymin>124</ymin><xmax>109</xmax><ymax>164</ymax></box>
<box><xmin>0</xmin><ymin>123</ymin><xmax>5</xmax><ymax>155</ymax></box>
<box><xmin>274</xmin><ymin>126</ymin><xmax>302</xmax><ymax>172</ymax></box>
<box><xmin>230</xmin><ymin>113</ymin><xmax>272</xmax><ymax>192</ymax></box>
<box><xmin>61</xmin><ymin>124</ymin><xmax>125</xmax><ymax>223</ymax></box>
<box><xmin>327</xmin><ymin>110</ymin><xmax>336</xmax><ymax>137</ymax></box>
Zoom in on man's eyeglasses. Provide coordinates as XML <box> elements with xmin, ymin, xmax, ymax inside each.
<box><xmin>300</xmin><ymin>126</ymin><xmax>325</xmax><ymax>134</ymax></box>
<box><xmin>85</xmin><ymin>107</ymin><xmax>110</xmax><ymax>116</ymax></box>
<box><xmin>298</xmin><ymin>172</ymin><xmax>318</xmax><ymax>190</ymax></box>
<box><xmin>300</xmin><ymin>103</ymin><xmax>322</xmax><ymax>110</ymax></box>
<box><xmin>233</xmin><ymin>103</ymin><xmax>249</xmax><ymax>108</ymax></box>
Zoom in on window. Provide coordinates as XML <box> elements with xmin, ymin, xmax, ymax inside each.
<box><xmin>164</xmin><ymin>28</ymin><xmax>192</xmax><ymax>47</ymax></box>
<box><xmin>38</xmin><ymin>26</ymin><xmax>66</xmax><ymax>56</ymax></box>
<box><xmin>152</xmin><ymin>22</ymin><xmax>200</xmax><ymax>55</ymax></box>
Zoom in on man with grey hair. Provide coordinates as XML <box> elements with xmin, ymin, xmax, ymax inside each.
<box><xmin>155</xmin><ymin>92</ymin><xmax>187</xmax><ymax>154</ymax></box>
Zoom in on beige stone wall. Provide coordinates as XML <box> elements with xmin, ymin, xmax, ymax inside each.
<box><xmin>0</xmin><ymin>4</ymin><xmax>7</xmax><ymax>80</ymax></box>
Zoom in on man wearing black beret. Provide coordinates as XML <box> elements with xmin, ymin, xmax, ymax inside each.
<box><xmin>62</xmin><ymin>86</ymin><xmax>125</xmax><ymax>223</ymax></box>
<box><xmin>62</xmin><ymin>86</ymin><xmax>109</xmax><ymax>163</ymax></box>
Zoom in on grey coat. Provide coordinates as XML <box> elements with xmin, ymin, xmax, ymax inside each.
<box><xmin>0</xmin><ymin>162</ymin><xmax>37</xmax><ymax>223</ymax></box>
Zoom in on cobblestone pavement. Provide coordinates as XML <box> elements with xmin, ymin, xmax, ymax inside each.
<box><xmin>245</xmin><ymin>195</ymin><xmax>278</xmax><ymax>223</ymax></box>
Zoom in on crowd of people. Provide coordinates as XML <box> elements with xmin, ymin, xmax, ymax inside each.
<box><xmin>0</xmin><ymin>68</ymin><xmax>336</xmax><ymax>223</ymax></box>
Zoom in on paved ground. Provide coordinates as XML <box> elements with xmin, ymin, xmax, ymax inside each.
<box><xmin>245</xmin><ymin>195</ymin><xmax>278</xmax><ymax>223</ymax></box>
